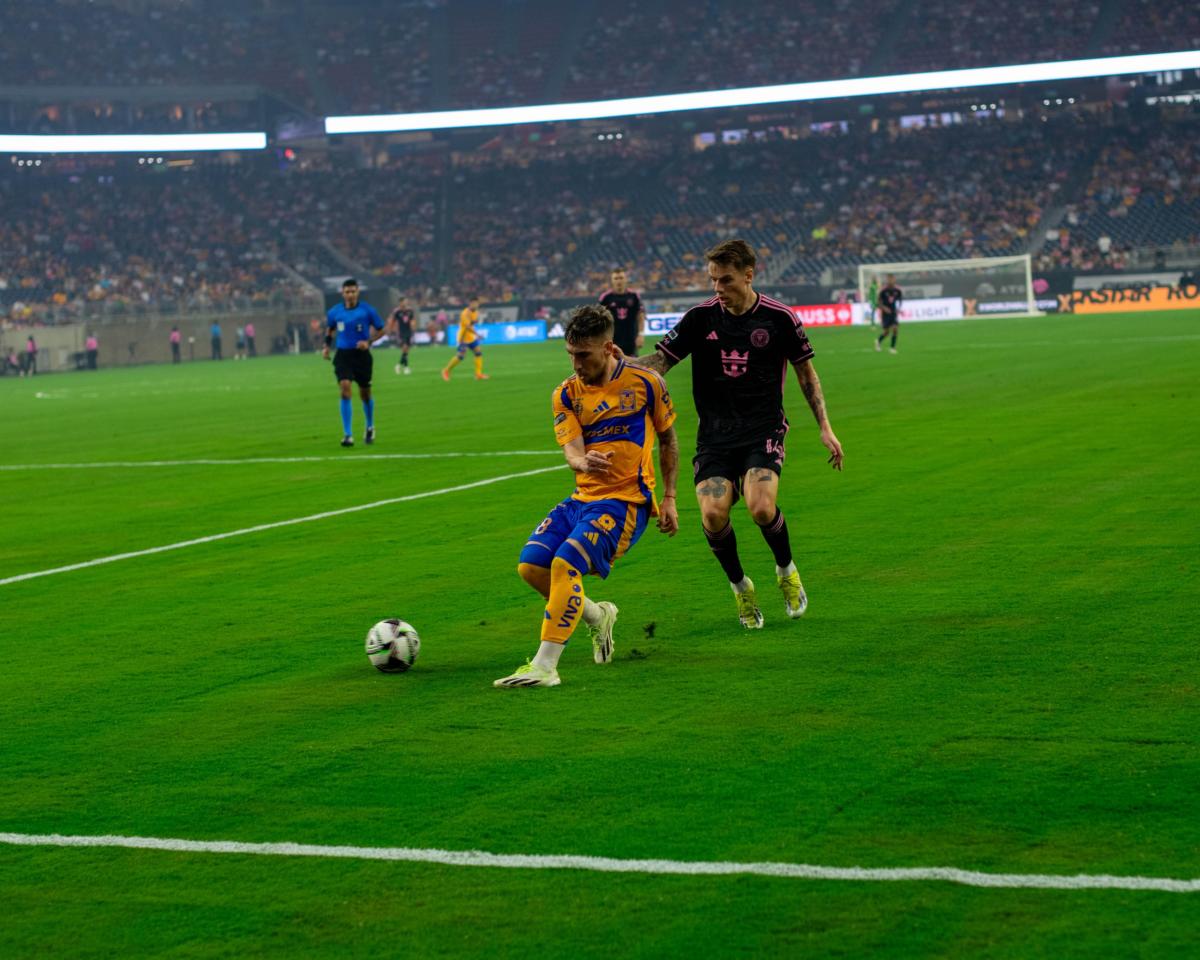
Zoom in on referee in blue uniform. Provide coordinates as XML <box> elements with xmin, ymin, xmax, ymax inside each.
<box><xmin>323</xmin><ymin>278</ymin><xmax>385</xmax><ymax>447</ymax></box>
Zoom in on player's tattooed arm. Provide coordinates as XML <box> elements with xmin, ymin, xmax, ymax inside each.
<box><xmin>656</xmin><ymin>425</ymin><xmax>680</xmax><ymax>535</ymax></box>
<box><xmin>629</xmin><ymin>350</ymin><xmax>673</xmax><ymax>376</ymax></box>
<box><xmin>794</xmin><ymin>359</ymin><xmax>845</xmax><ymax>471</ymax></box>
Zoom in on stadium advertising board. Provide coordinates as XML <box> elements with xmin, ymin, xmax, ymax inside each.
<box><xmin>446</xmin><ymin>320</ymin><xmax>546</xmax><ymax>346</ymax></box>
<box><xmin>899</xmin><ymin>297</ymin><xmax>965</xmax><ymax>322</ymax></box>
<box><xmin>1065</xmin><ymin>285</ymin><xmax>1200</xmax><ymax>315</ymax></box>
<box><xmin>645</xmin><ymin>312</ymin><xmax>684</xmax><ymax>335</ymax></box>
<box><xmin>790</xmin><ymin>304</ymin><xmax>854</xmax><ymax>326</ymax></box>
<box><xmin>968</xmin><ymin>298</ymin><xmax>1060</xmax><ymax>314</ymax></box>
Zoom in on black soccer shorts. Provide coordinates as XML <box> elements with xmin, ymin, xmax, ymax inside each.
<box><xmin>693</xmin><ymin>426</ymin><xmax>787</xmax><ymax>502</ymax></box>
<box><xmin>333</xmin><ymin>348</ymin><xmax>373</xmax><ymax>387</ymax></box>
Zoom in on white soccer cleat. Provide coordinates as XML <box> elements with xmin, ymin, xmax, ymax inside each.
<box><xmin>587</xmin><ymin>601</ymin><xmax>619</xmax><ymax>664</ymax></box>
<box><xmin>777</xmin><ymin>570</ymin><xmax>808</xmax><ymax>619</ymax></box>
<box><xmin>734</xmin><ymin>579</ymin><xmax>764</xmax><ymax>629</ymax></box>
<box><xmin>494</xmin><ymin>661</ymin><xmax>561</xmax><ymax>688</ymax></box>
<box><xmin>404</xmin><ymin>366</ymin><xmax>412</xmax><ymax>375</ymax></box>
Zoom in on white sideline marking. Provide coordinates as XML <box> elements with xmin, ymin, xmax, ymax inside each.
<box><xmin>0</xmin><ymin>451</ymin><xmax>559</xmax><ymax>471</ymax></box>
<box><xmin>0</xmin><ymin>832</ymin><xmax>1195</xmax><ymax>893</ymax></box>
<box><xmin>0</xmin><ymin>464</ymin><xmax>564</xmax><ymax>586</ymax></box>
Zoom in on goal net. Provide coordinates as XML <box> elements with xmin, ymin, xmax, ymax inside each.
<box><xmin>858</xmin><ymin>254</ymin><xmax>1038</xmax><ymax>320</ymax></box>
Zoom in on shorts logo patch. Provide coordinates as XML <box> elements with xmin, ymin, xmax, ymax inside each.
<box><xmin>751</xmin><ymin>328</ymin><xmax>770</xmax><ymax>348</ymax></box>
<box><xmin>619</xmin><ymin>389</ymin><xmax>636</xmax><ymax>411</ymax></box>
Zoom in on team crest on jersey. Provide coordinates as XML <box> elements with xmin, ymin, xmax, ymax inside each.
<box><xmin>619</xmin><ymin>388</ymin><xmax>636</xmax><ymax>411</ymax></box>
<box><xmin>751</xmin><ymin>328</ymin><xmax>770</xmax><ymax>348</ymax></box>
<box><xmin>720</xmin><ymin>349</ymin><xmax>749</xmax><ymax>378</ymax></box>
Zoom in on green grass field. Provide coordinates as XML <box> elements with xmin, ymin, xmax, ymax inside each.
<box><xmin>1</xmin><ymin>310</ymin><xmax>1197</xmax><ymax>958</ymax></box>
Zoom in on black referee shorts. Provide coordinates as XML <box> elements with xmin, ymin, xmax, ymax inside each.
<box><xmin>333</xmin><ymin>348</ymin><xmax>373</xmax><ymax>387</ymax></box>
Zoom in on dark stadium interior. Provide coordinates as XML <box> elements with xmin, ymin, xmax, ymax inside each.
<box><xmin>1</xmin><ymin>0</ymin><xmax>1198</xmax><ymax>327</ymax></box>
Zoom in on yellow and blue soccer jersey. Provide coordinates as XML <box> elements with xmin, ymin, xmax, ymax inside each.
<box><xmin>552</xmin><ymin>359</ymin><xmax>675</xmax><ymax>513</ymax></box>
<box><xmin>458</xmin><ymin>307</ymin><xmax>479</xmax><ymax>345</ymax></box>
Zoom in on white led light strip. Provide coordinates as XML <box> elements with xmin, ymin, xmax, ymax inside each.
<box><xmin>326</xmin><ymin>50</ymin><xmax>1200</xmax><ymax>135</ymax></box>
<box><xmin>0</xmin><ymin>132</ymin><xmax>268</xmax><ymax>154</ymax></box>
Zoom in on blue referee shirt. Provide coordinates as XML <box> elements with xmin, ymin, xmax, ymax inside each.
<box><xmin>327</xmin><ymin>302</ymin><xmax>384</xmax><ymax>350</ymax></box>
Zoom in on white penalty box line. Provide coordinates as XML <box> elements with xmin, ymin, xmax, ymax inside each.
<box><xmin>0</xmin><ymin>832</ymin><xmax>1195</xmax><ymax>893</ymax></box>
<box><xmin>0</xmin><ymin>464</ymin><xmax>565</xmax><ymax>587</ymax></box>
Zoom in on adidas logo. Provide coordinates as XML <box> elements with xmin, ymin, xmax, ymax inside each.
<box><xmin>593</xmin><ymin>400</ymin><xmax>611</xmax><ymax>413</ymax></box>
<box><xmin>706</xmin><ymin>330</ymin><xmax>719</xmax><ymax>340</ymax></box>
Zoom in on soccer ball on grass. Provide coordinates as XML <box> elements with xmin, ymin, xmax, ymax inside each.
<box><xmin>365</xmin><ymin>619</ymin><xmax>420</xmax><ymax>673</ymax></box>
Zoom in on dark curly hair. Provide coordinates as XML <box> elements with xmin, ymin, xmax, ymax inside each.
<box><xmin>565</xmin><ymin>304</ymin><xmax>615</xmax><ymax>344</ymax></box>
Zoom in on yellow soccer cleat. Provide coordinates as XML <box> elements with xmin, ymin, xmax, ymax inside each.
<box><xmin>493</xmin><ymin>661</ymin><xmax>561</xmax><ymax>688</ymax></box>
<box><xmin>777</xmin><ymin>569</ymin><xmax>808</xmax><ymax>619</ymax></box>
<box><xmin>734</xmin><ymin>578</ymin><xmax>764</xmax><ymax>629</ymax></box>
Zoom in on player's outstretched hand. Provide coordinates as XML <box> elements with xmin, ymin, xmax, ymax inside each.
<box><xmin>821</xmin><ymin>426</ymin><xmax>844</xmax><ymax>471</ymax></box>
<box><xmin>657</xmin><ymin>497</ymin><xmax>679</xmax><ymax>536</ymax></box>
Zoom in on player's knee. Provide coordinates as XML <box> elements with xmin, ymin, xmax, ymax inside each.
<box><xmin>517</xmin><ymin>561</ymin><xmax>550</xmax><ymax>593</ymax></box>
<box><xmin>748</xmin><ymin>499</ymin><xmax>777</xmax><ymax>526</ymax></box>
<box><xmin>699</xmin><ymin>501</ymin><xmax>730</xmax><ymax>531</ymax></box>
<box><xmin>553</xmin><ymin>542</ymin><xmax>590</xmax><ymax>577</ymax></box>
<box><xmin>339</xmin><ymin>382</ymin><xmax>352</xmax><ymax>398</ymax></box>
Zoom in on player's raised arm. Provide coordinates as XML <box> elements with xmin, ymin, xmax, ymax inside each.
<box><xmin>656</xmin><ymin>424</ymin><xmax>680</xmax><ymax>535</ymax></box>
<box><xmin>793</xmin><ymin>358</ymin><xmax>844</xmax><ymax>471</ymax></box>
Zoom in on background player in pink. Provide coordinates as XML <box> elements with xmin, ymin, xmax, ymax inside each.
<box><xmin>631</xmin><ymin>239</ymin><xmax>843</xmax><ymax>629</ymax></box>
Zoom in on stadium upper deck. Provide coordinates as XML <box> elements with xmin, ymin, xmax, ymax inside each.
<box><xmin>1</xmin><ymin>0</ymin><xmax>1197</xmax><ymax>133</ymax></box>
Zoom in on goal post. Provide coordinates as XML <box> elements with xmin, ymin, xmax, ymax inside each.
<box><xmin>858</xmin><ymin>254</ymin><xmax>1039</xmax><ymax>319</ymax></box>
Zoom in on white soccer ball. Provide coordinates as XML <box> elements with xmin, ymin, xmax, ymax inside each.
<box><xmin>365</xmin><ymin>619</ymin><xmax>421</xmax><ymax>673</ymax></box>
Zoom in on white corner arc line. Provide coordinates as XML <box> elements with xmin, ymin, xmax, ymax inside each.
<box><xmin>0</xmin><ymin>451</ymin><xmax>560</xmax><ymax>471</ymax></box>
<box><xmin>0</xmin><ymin>464</ymin><xmax>564</xmax><ymax>587</ymax></box>
<box><xmin>0</xmin><ymin>833</ymin><xmax>1195</xmax><ymax>893</ymax></box>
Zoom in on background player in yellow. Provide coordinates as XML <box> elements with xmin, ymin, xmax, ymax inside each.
<box><xmin>495</xmin><ymin>304</ymin><xmax>680</xmax><ymax>688</ymax></box>
<box><xmin>442</xmin><ymin>295</ymin><xmax>489</xmax><ymax>380</ymax></box>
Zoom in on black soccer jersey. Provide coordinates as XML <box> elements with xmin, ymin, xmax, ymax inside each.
<box><xmin>879</xmin><ymin>285</ymin><xmax>903</xmax><ymax>317</ymax></box>
<box><xmin>391</xmin><ymin>308</ymin><xmax>415</xmax><ymax>334</ymax></box>
<box><xmin>655</xmin><ymin>293</ymin><xmax>815</xmax><ymax>449</ymax></box>
<box><xmin>598</xmin><ymin>289</ymin><xmax>643</xmax><ymax>352</ymax></box>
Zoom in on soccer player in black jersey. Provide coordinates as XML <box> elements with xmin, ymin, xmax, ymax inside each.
<box><xmin>389</xmin><ymin>296</ymin><xmax>416</xmax><ymax>375</ymax></box>
<box><xmin>630</xmin><ymin>239</ymin><xmax>843</xmax><ymax>628</ymax></box>
<box><xmin>875</xmin><ymin>274</ymin><xmax>903</xmax><ymax>354</ymax></box>
<box><xmin>598</xmin><ymin>268</ymin><xmax>646</xmax><ymax>357</ymax></box>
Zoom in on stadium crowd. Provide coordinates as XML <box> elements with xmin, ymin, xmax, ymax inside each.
<box><xmin>3</xmin><ymin>0</ymin><xmax>1197</xmax><ymax>133</ymax></box>
<box><xmin>3</xmin><ymin>107</ymin><xmax>1197</xmax><ymax>324</ymax></box>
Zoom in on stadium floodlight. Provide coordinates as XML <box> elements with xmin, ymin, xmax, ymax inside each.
<box><xmin>0</xmin><ymin>132</ymin><xmax>268</xmax><ymax>154</ymax></box>
<box><xmin>326</xmin><ymin>50</ymin><xmax>1200</xmax><ymax>135</ymax></box>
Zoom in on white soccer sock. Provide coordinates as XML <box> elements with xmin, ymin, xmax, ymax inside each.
<box><xmin>532</xmin><ymin>641</ymin><xmax>565</xmax><ymax>672</ymax></box>
<box><xmin>730</xmin><ymin>577</ymin><xmax>752</xmax><ymax>594</ymax></box>
<box><xmin>776</xmin><ymin>561</ymin><xmax>797</xmax><ymax>577</ymax></box>
<box><xmin>581</xmin><ymin>597</ymin><xmax>602</xmax><ymax>626</ymax></box>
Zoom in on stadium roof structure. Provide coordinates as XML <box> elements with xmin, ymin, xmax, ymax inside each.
<box><xmin>326</xmin><ymin>50</ymin><xmax>1200</xmax><ymax>135</ymax></box>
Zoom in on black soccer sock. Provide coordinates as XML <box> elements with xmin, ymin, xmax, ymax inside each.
<box><xmin>877</xmin><ymin>333</ymin><xmax>886</xmax><ymax>343</ymax></box>
<box><xmin>401</xmin><ymin>349</ymin><xmax>409</xmax><ymax>367</ymax></box>
<box><xmin>891</xmin><ymin>332</ymin><xmax>897</xmax><ymax>348</ymax></box>
<box><xmin>757</xmin><ymin>508</ymin><xmax>792</xmax><ymax>568</ymax></box>
<box><xmin>704</xmin><ymin>522</ymin><xmax>745</xmax><ymax>584</ymax></box>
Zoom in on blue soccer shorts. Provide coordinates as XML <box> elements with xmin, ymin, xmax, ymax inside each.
<box><xmin>519</xmin><ymin>497</ymin><xmax>649</xmax><ymax>579</ymax></box>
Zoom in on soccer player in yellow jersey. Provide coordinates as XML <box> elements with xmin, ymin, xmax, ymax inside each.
<box><xmin>442</xmin><ymin>295</ymin><xmax>489</xmax><ymax>380</ymax></box>
<box><xmin>495</xmin><ymin>304</ymin><xmax>680</xmax><ymax>688</ymax></box>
